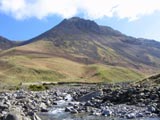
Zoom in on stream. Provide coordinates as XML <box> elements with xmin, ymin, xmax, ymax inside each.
<box><xmin>38</xmin><ymin>95</ymin><xmax>160</xmax><ymax>120</ymax></box>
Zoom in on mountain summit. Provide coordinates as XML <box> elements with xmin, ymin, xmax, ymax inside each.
<box><xmin>56</xmin><ymin>17</ymin><xmax>122</xmax><ymax>36</ymax></box>
<box><xmin>57</xmin><ymin>17</ymin><xmax>101</xmax><ymax>34</ymax></box>
<box><xmin>23</xmin><ymin>17</ymin><xmax>122</xmax><ymax>45</ymax></box>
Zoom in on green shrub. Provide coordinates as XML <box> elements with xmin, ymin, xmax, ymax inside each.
<box><xmin>28</xmin><ymin>85</ymin><xmax>49</xmax><ymax>91</ymax></box>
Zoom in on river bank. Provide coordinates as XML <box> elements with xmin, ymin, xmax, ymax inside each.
<box><xmin>0</xmin><ymin>84</ymin><xmax>160</xmax><ymax>120</ymax></box>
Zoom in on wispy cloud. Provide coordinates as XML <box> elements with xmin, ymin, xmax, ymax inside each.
<box><xmin>0</xmin><ymin>0</ymin><xmax>160</xmax><ymax>21</ymax></box>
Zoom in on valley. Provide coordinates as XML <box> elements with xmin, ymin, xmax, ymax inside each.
<box><xmin>1</xmin><ymin>17</ymin><xmax>160</xmax><ymax>89</ymax></box>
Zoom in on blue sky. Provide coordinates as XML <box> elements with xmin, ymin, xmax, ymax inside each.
<box><xmin>0</xmin><ymin>0</ymin><xmax>160</xmax><ymax>41</ymax></box>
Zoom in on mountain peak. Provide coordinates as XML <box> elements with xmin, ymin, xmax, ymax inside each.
<box><xmin>56</xmin><ymin>17</ymin><xmax>100</xmax><ymax>33</ymax></box>
<box><xmin>66</xmin><ymin>17</ymin><xmax>95</xmax><ymax>23</ymax></box>
<box><xmin>67</xmin><ymin>17</ymin><xmax>82</xmax><ymax>22</ymax></box>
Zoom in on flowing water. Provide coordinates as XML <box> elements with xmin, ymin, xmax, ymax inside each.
<box><xmin>39</xmin><ymin>96</ymin><xmax>160</xmax><ymax>120</ymax></box>
<box><xmin>39</xmin><ymin>108</ymin><xmax>159</xmax><ymax>120</ymax></box>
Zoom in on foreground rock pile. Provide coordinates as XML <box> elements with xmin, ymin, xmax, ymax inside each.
<box><xmin>71</xmin><ymin>85</ymin><xmax>160</xmax><ymax>119</ymax></box>
<box><xmin>0</xmin><ymin>84</ymin><xmax>160</xmax><ymax>120</ymax></box>
<box><xmin>0</xmin><ymin>85</ymin><xmax>88</xmax><ymax>120</ymax></box>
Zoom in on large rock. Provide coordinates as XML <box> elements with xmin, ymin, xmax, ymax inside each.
<box><xmin>78</xmin><ymin>90</ymin><xmax>103</xmax><ymax>102</ymax></box>
<box><xmin>4</xmin><ymin>107</ymin><xmax>29</xmax><ymax>120</ymax></box>
<box><xmin>4</xmin><ymin>113</ymin><xmax>18</xmax><ymax>120</ymax></box>
<box><xmin>39</xmin><ymin>103</ymin><xmax>48</xmax><ymax>112</ymax></box>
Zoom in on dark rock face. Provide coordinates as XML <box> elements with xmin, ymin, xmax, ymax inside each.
<box><xmin>58</xmin><ymin>17</ymin><xmax>101</xmax><ymax>34</ymax></box>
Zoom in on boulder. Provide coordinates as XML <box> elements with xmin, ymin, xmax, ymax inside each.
<box><xmin>4</xmin><ymin>113</ymin><xmax>18</xmax><ymax>120</ymax></box>
<box><xmin>101</xmin><ymin>109</ymin><xmax>112</xmax><ymax>116</ymax></box>
<box><xmin>4</xmin><ymin>106</ymin><xmax>27</xmax><ymax>120</ymax></box>
<box><xmin>126</xmin><ymin>113</ymin><xmax>136</xmax><ymax>119</ymax></box>
<box><xmin>78</xmin><ymin>90</ymin><xmax>103</xmax><ymax>102</ymax></box>
<box><xmin>39</xmin><ymin>103</ymin><xmax>47</xmax><ymax>111</ymax></box>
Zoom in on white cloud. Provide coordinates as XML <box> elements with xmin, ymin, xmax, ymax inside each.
<box><xmin>0</xmin><ymin>0</ymin><xmax>160</xmax><ymax>21</ymax></box>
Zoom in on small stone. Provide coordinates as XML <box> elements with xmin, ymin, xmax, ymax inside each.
<box><xmin>126</xmin><ymin>113</ymin><xmax>136</xmax><ymax>119</ymax></box>
<box><xmin>0</xmin><ymin>104</ymin><xmax>8</xmax><ymax>111</ymax></box>
<box><xmin>70</xmin><ymin>109</ymin><xmax>78</xmax><ymax>114</ymax></box>
<box><xmin>148</xmin><ymin>106</ymin><xmax>156</xmax><ymax>113</ymax></box>
<box><xmin>32</xmin><ymin>113</ymin><xmax>41</xmax><ymax>120</ymax></box>
<box><xmin>41</xmin><ymin>108</ymin><xmax>48</xmax><ymax>112</ymax></box>
<box><xmin>92</xmin><ymin>112</ymin><xmax>101</xmax><ymax>116</ymax></box>
<box><xmin>52</xmin><ymin>102</ymin><xmax>57</xmax><ymax>105</ymax></box>
<box><xmin>101</xmin><ymin>109</ymin><xmax>112</xmax><ymax>116</ymax></box>
<box><xmin>136</xmin><ymin>113</ymin><xmax>144</xmax><ymax>118</ymax></box>
<box><xmin>65</xmin><ymin>107</ymin><xmax>71</xmax><ymax>112</ymax></box>
<box><xmin>65</xmin><ymin>107</ymin><xmax>78</xmax><ymax>114</ymax></box>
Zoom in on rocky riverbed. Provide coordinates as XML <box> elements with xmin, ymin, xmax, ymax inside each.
<box><xmin>0</xmin><ymin>84</ymin><xmax>160</xmax><ymax>120</ymax></box>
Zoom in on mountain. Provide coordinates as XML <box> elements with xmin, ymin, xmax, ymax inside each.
<box><xmin>20</xmin><ymin>17</ymin><xmax>124</xmax><ymax>64</ymax></box>
<box><xmin>21</xmin><ymin>17</ymin><xmax>160</xmax><ymax>71</ymax></box>
<box><xmin>0</xmin><ymin>17</ymin><xmax>160</xmax><ymax>88</ymax></box>
<box><xmin>0</xmin><ymin>36</ymin><xmax>16</xmax><ymax>50</ymax></box>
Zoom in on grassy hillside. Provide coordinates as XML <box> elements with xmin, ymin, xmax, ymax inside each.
<box><xmin>84</xmin><ymin>65</ymin><xmax>144</xmax><ymax>83</ymax></box>
<box><xmin>137</xmin><ymin>73</ymin><xmax>160</xmax><ymax>87</ymax></box>
<box><xmin>0</xmin><ymin>43</ymin><xmax>145</xmax><ymax>88</ymax></box>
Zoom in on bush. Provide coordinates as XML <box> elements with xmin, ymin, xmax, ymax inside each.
<box><xmin>28</xmin><ymin>85</ymin><xmax>49</xmax><ymax>91</ymax></box>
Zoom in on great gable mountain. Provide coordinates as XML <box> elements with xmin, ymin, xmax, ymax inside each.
<box><xmin>0</xmin><ymin>17</ymin><xmax>160</xmax><ymax>87</ymax></box>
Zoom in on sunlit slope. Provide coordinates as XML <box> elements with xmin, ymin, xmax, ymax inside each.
<box><xmin>0</xmin><ymin>41</ymin><xmax>144</xmax><ymax>87</ymax></box>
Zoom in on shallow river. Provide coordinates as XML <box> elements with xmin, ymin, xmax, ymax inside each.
<box><xmin>39</xmin><ymin>99</ymin><xmax>160</xmax><ymax>120</ymax></box>
<box><xmin>39</xmin><ymin>111</ymin><xmax>159</xmax><ymax>120</ymax></box>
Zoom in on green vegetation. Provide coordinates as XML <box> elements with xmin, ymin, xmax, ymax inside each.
<box><xmin>137</xmin><ymin>73</ymin><xmax>160</xmax><ymax>86</ymax></box>
<box><xmin>0</xmin><ymin>52</ymin><xmax>144</xmax><ymax>89</ymax></box>
<box><xmin>0</xmin><ymin>38</ymin><xmax>148</xmax><ymax>89</ymax></box>
<box><xmin>86</xmin><ymin>65</ymin><xmax>144</xmax><ymax>83</ymax></box>
<box><xmin>0</xmin><ymin>55</ymin><xmax>66</xmax><ymax>88</ymax></box>
<box><xmin>28</xmin><ymin>84</ymin><xmax>49</xmax><ymax>91</ymax></box>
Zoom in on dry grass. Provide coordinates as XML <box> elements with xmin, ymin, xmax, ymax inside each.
<box><xmin>0</xmin><ymin>40</ymin><xmax>146</xmax><ymax>89</ymax></box>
